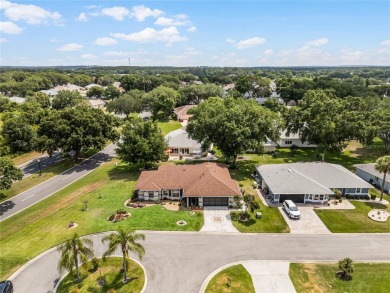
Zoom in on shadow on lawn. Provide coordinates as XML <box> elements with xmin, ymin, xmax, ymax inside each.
<box><xmin>107</xmin><ymin>164</ymin><xmax>141</xmax><ymax>182</ymax></box>
<box><xmin>364</xmin><ymin>201</ymin><xmax>388</xmax><ymax>210</ymax></box>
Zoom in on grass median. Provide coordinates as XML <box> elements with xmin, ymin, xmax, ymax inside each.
<box><xmin>0</xmin><ymin>160</ymin><xmax>203</xmax><ymax>280</ymax></box>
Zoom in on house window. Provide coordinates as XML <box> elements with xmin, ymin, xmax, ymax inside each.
<box><xmin>172</xmin><ymin>190</ymin><xmax>180</xmax><ymax>198</ymax></box>
<box><xmin>180</xmin><ymin>148</ymin><xmax>189</xmax><ymax>154</ymax></box>
<box><xmin>171</xmin><ymin>148</ymin><xmax>179</xmax><ymax>154</ymax></box>
<box><xmin>163</xmin><ymin>190</ymin><xmax>169</xmax><ymax>196</ymax></box>
<box><xmin>356</xmin><ymin>188</ymin><xmax>361</xmax><ymax>193</ymax></box>
<box><xmin>285</xmin><ymin>140</ymin><xmax>292</xmax><ymax>145</ymax></box>
<box><xmin>149</xmin><ymin>191</ymin><xmax>154</xmax><ymax>199</ymax></box>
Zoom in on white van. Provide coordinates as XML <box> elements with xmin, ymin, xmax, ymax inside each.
<box><xmin>283</xmin><ymin>200</ymin><xmax>301</xmax><ymax>219</ymax></box>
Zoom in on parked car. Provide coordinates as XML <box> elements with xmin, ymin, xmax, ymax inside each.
<box><xmin>0</xmin><ymin>280</ymin><xmax>13</xmax><ymax>293</ymax></box>
<box><xmin>283</xmin><ymin>200</ymin><xmax>301</xmax><ymax>219</ymax></box>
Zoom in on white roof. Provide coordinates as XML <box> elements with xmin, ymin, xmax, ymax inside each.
<box><xmin>257</xmin><ymin>162</ymin><xmax>372</xmax><ymax>195</ymax></box>
<box><xmin>8</xmin><ymin>97</ymin><xmax>25</xmax><ymax>103</ymax></box>
<box><xmin>280</xmin><ymin>129</ymin><xmax>300</xmax><ymax>140</ymax></box>
<box><xmin>85</xmin><ymin>84</ymin><xmax>102</xmax><ymax>89</ymax></box>
<box><xmin>165</xmin><ymin>128</ymin><xmax>202</xmax><ymax>150</ymax></box>
<box><xmin>88</xmin><ymin>99</ymin><xmax>106</xmax><ymax>106</ymax></box>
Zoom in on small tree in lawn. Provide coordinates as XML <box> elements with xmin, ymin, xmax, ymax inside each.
<box><xmin>233</xmin><ymin>195</ymin><xmax>245</xmax><ymax>220</ymax></box>
<box><xmin>57</xmin><ymin>233</ymin><xmax>94</xmax><ymax>281</ymax></box>
<box><xmin>244</xmin><ymin>194</ymin><xmax>260</xmax><ymax>214</ymax></box>
<box><xmin>83</xmin><ymin>200</ymin><xmax>89</xmax><ymax>211</ymax></box>
<box><xmin>338</xmin><ymin>258</ymin><xmax>354</xmax><ymax>280</ymax></box>
<box><xmin>375</xmin><ymin>155</ymin><xmax>390</xmax><ymax>201</ymax></box>
<box><xmin>102</xmin><ymin>227</ymin><xmax>145</xmax><ymax>283</ymax></box>
<box><xmin>290</xmin><ymin>144</ymin><xmax>298</xmax><ymax>156</ymax></box>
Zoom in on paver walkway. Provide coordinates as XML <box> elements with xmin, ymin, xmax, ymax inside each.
<box><xmin>200</xmin><ymin>207</ymin><xmax>239</xmax><ymax>233</ymax></box>
<box><xmin>279</xmin><ymin>206</ymin><xmax>331</xmax><ymax>234</ymax></box>
<box><xmin>242</xmin><ymin>261</ymin><xmax>296</xmax><ymax>293</ymax></box>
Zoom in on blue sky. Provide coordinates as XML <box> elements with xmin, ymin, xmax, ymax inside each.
<box><xmin>1</xmin><ymin>0</ymin><xmax>389</xmax><ymax>66</ymax></box>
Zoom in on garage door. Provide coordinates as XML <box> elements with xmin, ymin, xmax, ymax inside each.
<box><xmin>279</xmin><ymin>194</ymin><xmax>305</xmax><ymax>203</ymax></box>
<box><xmin>203</xmin><ymin>197</ymin><xmax>229</xmax><ymax>206</ymax></box>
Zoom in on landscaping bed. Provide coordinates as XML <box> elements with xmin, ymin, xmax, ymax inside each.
<box><xmin>56</xmin><ymin>257</ymin><xmax>145</xmax><ymax>293</ymax></box>
<box><xmin>205</xmin><ymin>264</ymin><xmax>255</xmax><ymax>293</ymax></box>
<box><xmin>289</xmin><ymin>263</ymin><xmax>390</xmax><ymax>293</ymax></box>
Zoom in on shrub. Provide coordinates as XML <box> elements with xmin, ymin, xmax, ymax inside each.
<box><xmin>339</xmin><ymin>198</ymin><xmax>343</xmax><ymax>203</ymax></box>
<box><xmin>108</xmin><ymin>214</ymin><xmax>115</xmax><ymax>221</ymax></box>
<box><xmin>346</xmin><ymin>194</ymin><xmax>351</xmax><ymax>199</ymax></box>
<box><xmin>360</xmin><ymin>195</ymin><xmax>366</xmax><ymax>200</ymax></box>
<box><xmin>116</xmin><ymin>208</ymin><xmax>126</xmax><ymax>214</ymax></box>
<box><xmin>371</xmin><ymin>194</ymin><xmax>377</xmax><ymax>200</ymax></box>
<box><xmin>338</xmin><ymin>258</ymin><xmax>354</xmax><ymax>280</ymax></box>
<box><xmin>90</xmin><ymin>257</ymin><xmax>99</xmax><ymax>272</ymax></box>
<box><xmin>335</xmin><ymin>193</ymin><xmax>341</xmax><ymax>200</ymax></box>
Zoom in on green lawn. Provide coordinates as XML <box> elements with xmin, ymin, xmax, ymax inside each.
<box><xmin>0</xmin><ymin>160</ymin><xmax>203</xmax><ymax>280</ymax></box>
<box><xmin>57</xmin><ymin>257</ymin><xmax>144</xmax><ymax>293</ymax></box>
<box><xmin>11</xmin><ymin>151</ymin><xmax>42</xmax><ymax>166</ymax></box>
<box><xmin>315</xmin><ymin>200</ymin><xmax>390</xmax><ymax>233</ymax></box>
<box><xmin>289</xmin><ymin>263</ymin><xmax>390</xmax><ymax>293</ymax></box>
<box><xmin>205</xmin><ymin>264</ymin><xmax>255</xmax><ymax>293</ymax></box>
<box><xmin>157</xmin><ymin>119</ymin><xmax>182</xmax><ymax>136</ymax></box>
<box><xmin>0</xmin><ymin>160</ymin><xmax>74</xmax><ymax>203</ymax></box>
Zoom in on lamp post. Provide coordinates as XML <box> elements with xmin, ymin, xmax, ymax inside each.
<box><xmin>37</xmin><ymin>158</ymin><xmax>42</xmax><ymax>176</ymax></box>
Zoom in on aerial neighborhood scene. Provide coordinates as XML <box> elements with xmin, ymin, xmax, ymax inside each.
<box><xmin>1</xmin><ymin>0</ymin><xmax>390</xmax><ymax>292</ymax></box>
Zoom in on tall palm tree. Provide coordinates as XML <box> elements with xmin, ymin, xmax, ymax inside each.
<box><xmin>375</xmin><ymin>155</ymin><xmax>390</xmax><ymax>201</ymax></box>
<box><xmin>57</xmin><ymin>233</ymin><xmax>94</xmax><ymax>281</ymax></box>
<box><xmin>102</xmin><ymin>227</ymin><xmax>145</xmax><ymax>283</ymax></box>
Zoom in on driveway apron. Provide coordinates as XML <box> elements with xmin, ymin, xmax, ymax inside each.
<box><xmin>200</xmin><ymin>207</ymin><xmax>239</xmax><ymax>233</ymax></box>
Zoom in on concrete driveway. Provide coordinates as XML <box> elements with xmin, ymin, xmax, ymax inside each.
<box><xmin>279</xmin><ymin>206</ymin><xmax>331</xmax><ymax>234</ymax></box>
<box><xmin>200</xmin><ymin>207</ymin><xmax>239</xmax><ymax>233</ymax></box>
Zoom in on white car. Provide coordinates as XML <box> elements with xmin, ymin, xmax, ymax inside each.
<box><xmin>283</xmin><ymin>200</ymin><xmax>301</xmax><ymax>219</ymax></box>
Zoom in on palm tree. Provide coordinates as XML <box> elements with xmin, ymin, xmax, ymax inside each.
<box><xmin>102</xmin><ymin>227</ymin><xmax>145</xmax><ymax>283</ymax></box>
<box><xmin>375</xmin><ymin>155</ymin><xmax>390</xmax><ymax>201</ymax></box>
<box><xmin>57</xmin><ymin>233</ymin><xmax>94</xmax><ymax>281</ymax></box>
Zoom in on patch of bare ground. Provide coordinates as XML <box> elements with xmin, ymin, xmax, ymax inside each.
<box><xmin>301</xmin><ymin>264</ymin><xmax>326</xmax><ymax>293</ymax></box>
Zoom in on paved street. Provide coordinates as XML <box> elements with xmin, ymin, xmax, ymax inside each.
<box><xmin>0</xmin><ymin>144</ymin><xmax>117</xmax><ymax>222</ymax></box>
<box><xmin>18</xmin><ymin>152</ymin><xmax>63</xmax><ymax>178</ymax></box>
<box><xmin>10</xmin><ymin>232</ymin><xmax>390</xmax><ymax>293</ymax></box>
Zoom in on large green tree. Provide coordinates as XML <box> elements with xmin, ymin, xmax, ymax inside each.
<box><xmin>51</xmin><ymin>90</ymin><xmax>84</xmax><ymax>110</ymax></box>
<box><xmin>1</xmin><ymin>115</ymin><xmax>36</xmax><ymax>153</ymax></box>
<box><xmin>106</xmin><ymin>90</ymin><xmax>144</xmax><ymax>118</ymax></box>
<box><xmin>103</xmin><ymin>84</ymin><xmax>121</xmax><ymax>100</ymax></box>
<box><xmin>187</xmin><ymin>97</ymin><xmax>283</xmax><ymax>168</ymax></box>
<box><xmin>116</xmin><ymin>118</ymin><xmax>167</xmax><ymax>168</ymax></box>
<box><xmin>179</xmin><ymin>83</ymin><xmax>223</xmax><ymax>105</ymax></box>
<box><xmin>26</xmin><ymin>92</ymin><xmax>51</xmax><ymax>109</ymax></box>
<box><xmin>36</xmin><ymin>106</ymin><xmax>119</xmax><ymax>159</ymax></box>
<box><xmin>235</xmin><ymin>76</ymin><xmax>271</xmax><ymax>98</ymax></box>
<box><xmin>102</xmin><ymin>227</ymin><xmax>145</xmax><ymax>283</ymax></box>
<box><xmin>371</xmin><ymin>99</ymin><xmax>390</xmax><ymax>153</ymax></box>
<box><xmin>145</xmin><ymin>86</ymin><xmax>180</xmax><ymax>119</ymax></box>
<box><xmin>57</xmin><ymin>233</ymin><xmax>94</xmax><ymax>281</ymax></box>
<box><xmin>86</xmin><ymin>86</ymin><xmax>103</xmax><ymax>98</ymax></box>
<box><xmin>375</xmin><ymin>155</ymin><xmax>390</xmax><ymax>201</ymax></box>
<box><xmin>0</xmin><ymin>157</ymin><xmax>23</xmax><ymax>194</ymax></box>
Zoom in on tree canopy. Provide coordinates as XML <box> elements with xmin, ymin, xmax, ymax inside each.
<box><xmin>0</xmin><ymin>156</ymin><xmax>23</xmax><ymax>193</ymax></box>
<box><xmin>187</xmin><ymin>97</ymin><xmax>284</xmax><ymax>168</ymax></box>
<box><xmin>106</xmin><ymin>90</ymin><xmax>144</xmax><ymax>117</ymax></box>
<box><xmin>51</xmin><ymin>90</ymin><xmax>85</xmax><ymax>110</ymax></box>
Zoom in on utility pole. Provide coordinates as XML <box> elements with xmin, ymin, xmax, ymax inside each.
<box><xmin>128</xmin><ymin>58</ymin><xmax>131</xmax><ymax>66</ymax></box>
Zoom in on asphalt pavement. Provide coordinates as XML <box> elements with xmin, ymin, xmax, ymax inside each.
<box><xmin>0</xmin><ymin>144</ymin><xmax>117</xmax><ymax>222</ymax></box>
<box><xmin>10</xmin><ymin>232</ymin><xmax>390</xmax><ymax>293</ymax></box>
<box><xmin>18</xmin><ymin>152</ymin><xmax>63</xmax><ymax>178</ymax></box>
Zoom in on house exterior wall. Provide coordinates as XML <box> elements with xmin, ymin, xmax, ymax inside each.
<box><xmin>168</xmin><ymin>147</ymin><xmax>206</xmax><ymax>157</ymax></box>
<box><xmin>279</xmin><ymin>138</ymin><xmax>316</xmax><ymax>148</ymax></box>
<box><xmin>137</xmin><ymin>189</ymin><xmax>182</xmax><ymax>200</ymax></box>
<box><xmin>356</xmin><ymin>169</ymin><xmax>390</xmax><ymax>193</ymax></box>
<box><xmin>264</xmin><ymin>145</ymin><xmax>276</xmax><ymax>153</ymax></box>
<box><xmin>336</xmin><ymin>187</ymin><xmax>369</xmax><ymax>196</ymax></box>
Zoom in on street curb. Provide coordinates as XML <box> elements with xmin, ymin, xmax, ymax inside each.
<box><xmin>0</xmin><ymin>145</ymin><xmax>116</xmax><ymax>222</ymax></box>
<box><xmin>52</xmin><ymin>257</ymin><xmax>148</xmax><ymax>293</ymax></box>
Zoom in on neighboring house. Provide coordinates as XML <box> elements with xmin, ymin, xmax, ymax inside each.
<box><xmin>40</xmin><ymin>83</ymin><xmax>83</xmax><ymax>97</ymax></box>
<box><xmin>8</xmin><ymin>97</ymin><xmax>25</xmax><ymax>104</ymax></box>
<box><xmin>256</xmin><ymin>162</ymin><xmax>372</xmax><ymax>204</ymax></box>
<box><xmin>138</xmin><ymin>111</ymin><xmax>152</xmax><ymax>120</ymax></box>
<box><xmin>263</xmin><ymin>139</ymin><xmax>278</xmax><ymax>153</ymax></box>
<box><xmin>134</xmin><ymin>162</ymin><xmax>241</xmax><ymax>207</ymax></box>
<box><xmin>354</xmin><ymin>163</ymin><xmax>390</xmax><ymax>194</ymax></box>
<box><xmin>278</xmin><ymin>130</ymin><xmax>317</xmax><ymax>148</ymax></box>
<box><xmin>255</xmin><ymin>97</ymin><xmax>284</xmax><ymax>105</ymax></box>
<box><xmin>85</xmin><ymin>83</ymin><xmax>102</xmax><ymax>90</ymax></box>
<box><xmin>40</xmin><ymin>89</ymin><xmax>59</xmax><ymax>97</ymax></box>
<box><xmin>173</xmin><ymin>105</ymin><xmax>196</xmax><ymax>122</ymax></box>
<box><xmin>88</xmin><ymin>99</ymin><xmax>106</xmax><ymax>109</ymax></box>
<box><xmin>165</xmin><ymin>128</ymin><xmax>205</xmax><ymax>157</ymax></box>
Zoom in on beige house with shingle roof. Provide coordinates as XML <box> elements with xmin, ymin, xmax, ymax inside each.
<box><xmin>134</xmin><ymin>162</ymin><xmax>241</xmax><ymax>207</ymax></box>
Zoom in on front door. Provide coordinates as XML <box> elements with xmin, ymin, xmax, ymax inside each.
<box><xmin>190</xmin><ymin>197</ymin><xmax>198</xmax><ymax>206</ymax></box>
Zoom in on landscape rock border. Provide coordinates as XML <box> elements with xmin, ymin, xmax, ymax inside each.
<box><xmin>368</xmin><ymin>209</ymin><xmax>389</xmax><ymax>222</ymax></box>
<box><xmin>176</xmin><ymin>220</ymin><xmax>187</xmax><ymax>226</ymax></box>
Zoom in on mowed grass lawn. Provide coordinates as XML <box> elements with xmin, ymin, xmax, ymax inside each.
<box><xmin>157</xmin><ymin>119</ymin><xmax>182</xmax><ymax>136</ymax></box>
<box><xmin>289</xmin><ymin>263</ymin><xmax>390</xmax><ymax>293</ymax></box>
<box><xmin>315</xmin><ymin>197</ymin><xmax>390</xmax><ymax>233</ymax></box>
<box><xmin>0</xmin><ymin>160</ymin><xmax>203</xmax><ymax>280</ymax></box>
<box><xmin>11</xmin><ymin>151</ymin><xmax>42</xmax><ymax>166</ymax></box>
<box><xmin>205</xmin><ymin>264</ymin><xmax>255</xmax><ymax>293</ymax></box>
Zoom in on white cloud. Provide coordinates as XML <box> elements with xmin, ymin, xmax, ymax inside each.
<box><xmin>340</xmin><ymin>49</ymin><xmax>362</xmax><ymax>64</ymax></box>
<box><xmin>187</xmin><ymin>26</ymin><xmax>197</xmax><ymax>32</ymax></box>
<box><xmin>227</xmin><ymin>37</ymin><xmax>266</xmax><ymax>50</ymax></box>
<box><xmin>94</xmin><ymin>37</ymin><xmax>118</xmax><ymax>46</ymax></box>
<box><xmin>103</xmin><ymin>49</ymin><xmax>149</xmax><ymax>57</ymax></box>
<box><xmin>81</xmin><ymin>54</ymin><xmax>97</xmax><ymax>59</ymax></box>
<box><xmin>77</xmin><ymin>12</ymin><xmax>88</xmax><ymax>22</ymax></box>
<box><xmin>263</xmin><ymin>49</ymin><xmax>273</xmax><ymax>56</ymax></box>
<box><xmin>0</xmin><ymin>21</ymin><xmax>22</xmax><ymax>34</ymax></box>
<box><xmin>0</xmin><ymin>0</ymin><xmax>62</xmax><ymax>25</ymax></box>
<box><xmin>380</xmin><ymin>40</ymin><xmax>390</xmax><ymax>46</ymax></box>
<box><xmin>101</xmin><ymin>6</ymin><xmax>129</xmax><ymax>21</ymax></box>
<box><xmin>154</xmin><ymin>16</ymin><xmax>189</xmax><ymax>26</ymax></box>
<box><xmin>57</xmin><ymin>43</ymin><xmax>83</xmax><ymax>51</ymax></box>
<box><xmin>50</xmin><ymin>38</ymin><xmax>60</xmax><ymax>43</ymax></box>
<box><xmin>130</xmin><ymin>5</ymin><xmax>163</xmax><ymax>21</ymax></box>
<box><xmin>378</xmin><ymin>48</ymin><xmax>390</xmax><ymax>54</ymax></box>
<box><xmin>305</xmin><ymin>38</ymin><xmax>328</xmax><ymax>47</ymax></box>
<box><xmin>111</xmin><ymin>26</ymin><xmax>186</xmax><ymax>45</ymax></box>
<box><xmin>0</xmin><ymin>37</ymin><xmax>7</xmax><ymax>43</ymax></box>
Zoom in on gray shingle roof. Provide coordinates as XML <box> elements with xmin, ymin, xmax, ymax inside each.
<box><xmin>354</xmin><ymin>163</ymin><xmax>390</xmax><ymax>181</ymax></box>
<box><xmin>257</xmin><ymin>162</ymin><xmax>372</xmax><ymax>195</ymax></box>
<box><xmin>165</xmin><ymin>128</ymin><xmax>202</xmax><ymax>150</ymax></box>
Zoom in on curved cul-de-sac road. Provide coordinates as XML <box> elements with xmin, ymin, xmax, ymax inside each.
<box><xmin>10</xmin><ymin>231</ymin><xmax>390</xmax><ymax>293</ymax></box>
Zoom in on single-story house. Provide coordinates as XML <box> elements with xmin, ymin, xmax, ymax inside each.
<box><xmin>263</xmin><ymin>139</ymin><xmax>278</xmax><ymax>153</ymax></box>
<box><xmin>8</xmin><ymin>97</ymin><xmax>25</xmax><ymax>104</ymax></box>
<box><xmin>173</xmin><ymin>105</ymin><xmax>196</xmax><ymax>122</ymax></box>
<box><xmin>165</xmin><ymin>128</ymin><xmax>205</xmax><ymax>157</ymax></box>
<box><xmin>256</xmin><ymin>162</ymin><xmax>373</xmax><ymax>204</ymax></box>
<box><xmin>277</xmin><ymin>130</ymin><xmax>317</xmax><ymax>148</ymax></box>
<box><xmin>88</xmin><ymin>99</ymin><xmax>106</xmax><ymax>109</ymax></box>
<box><xmin>134</xmin><ymin>162</ymin><xmax>241</xmax><ymax>207</ymax></box>
<box><xmin>138</xmin><ymin>111</ymin><xmax>152</xmax><ymax>120</ymax></box>
<box><xmin>354</xmin><ymin>163</ymin><xmax>390</xmax><ymax>194</ymax></box>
